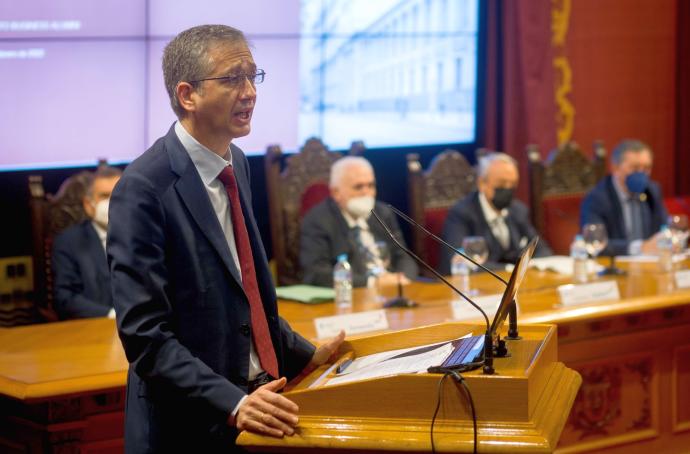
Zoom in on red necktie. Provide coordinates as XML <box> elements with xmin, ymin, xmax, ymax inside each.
<box><xmin>218</xmin><ymin>166</ymin><xmax>279</xmax><ymax>379</ymax></box>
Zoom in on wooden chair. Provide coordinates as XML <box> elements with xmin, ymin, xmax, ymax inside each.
<box><xmin>407</xmin><ymin>150</ymin><xmax>476</xmax><ymax>272</ymax></box>
<box><xmin>29</xmin><ymin>171</ymin><xmax>94</xmax><ymax>322</ymax></box>
<box><xmin>528</xmin><ymin>141</ymin><xmax>607</xmax><ymax>255</ymax></box>
<box><xmin>264</xmin><ymin>138</ymin><xmax>343</xmax><ymax>285</ymax></box>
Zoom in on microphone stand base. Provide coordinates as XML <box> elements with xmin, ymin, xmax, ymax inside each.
<box><xmin>598</xmin><ymin>267</ymin><xmax>627</xmax><ymax>276</ymax></box>
<box><xmin>382</xmin><ymin>297</ymin><xmax>418</xmax><ymax>308</ymax></box>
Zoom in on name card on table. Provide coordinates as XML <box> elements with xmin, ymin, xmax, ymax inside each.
<box><xmin>557</xmin><ymin>281</ymin><xmax>620</xmax><ymax>307</ymax></box>
<box><xmin>675</xmin><ymin>270</ymin><xmax>690</xmax><ymax>289</ymax></box>
<box><xmin>451</xmin><ymin>294</ymin><xmax>503</xmax><ymax>321</ymax></box>
<box><xmin>314</xmin><ymin>309</ymin><xmax>389</xmax><ymax>339</ymax></box>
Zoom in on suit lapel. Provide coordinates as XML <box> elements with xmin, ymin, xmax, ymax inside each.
<box><xmin>471</xmin><ymin>193</ymin><xmax>504</xmax><ymax>256</ymax></box>
<box><xmin>84</xmin><ymin>222</ymin><xmax>109</xmax><ymax>279</ymax></box>
<box><xmin>166</xmin><ymin>128</ymin><xmax>243</xmax><ymax>285</ymax></box>
<box><xmin>604</xmin><ymin>177</ymin><xmax>626</xmax><ymax>239</ymax></box>
<box><xmin>329</xmin><ymin>198</ymin><xmax>361</xmax><ymax>263</ymax></box>
<box><xmin>505</xmin><ymin>212</ymin><xmax>521</xmax><ymax>250</ymax></box>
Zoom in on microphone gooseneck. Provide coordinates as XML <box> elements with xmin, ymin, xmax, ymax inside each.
<box><xmin>387</xmin><ymin>204</ymin><xmax>509</xmax><ymax>286</ymax></box>
<box><xmin>388</xmin><ymin>203</ymin><xmax>523</xmax><ymax>342</ymax></box>
<box><xmin>369</xmin><ymin>209</ymin><xmax>490</xmax><ymax>330</ymax></box>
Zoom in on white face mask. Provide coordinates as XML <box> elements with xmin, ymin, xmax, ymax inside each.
<box><xmin>92</xmin><ymin>198</ymin><xmax>110</xmax><ymax>228</ymax></box>
<box><xmin>346</xmin><ymin>195</ymin><xmax>375</xmax><ymax>219</ymax></box>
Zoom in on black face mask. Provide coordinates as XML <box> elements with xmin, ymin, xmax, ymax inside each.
<box><xmin>491</xmin><ymin>187</ymin><xmax>514</xmax><ymax>210</ymax></box>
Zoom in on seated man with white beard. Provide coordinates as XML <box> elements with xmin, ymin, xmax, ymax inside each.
<box><xmin>52</xmin><ymin>165</ymin><xmax>121</xmax><ymax>319</ymax></box>
<box><xmin>300</xmin><ymin>156</ymin><xmax>418</xmax><ymax>288</ymax></box>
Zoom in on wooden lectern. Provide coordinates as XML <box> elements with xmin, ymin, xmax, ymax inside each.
<box><xmin>238</xmin><ymin>323</ymin><xmax>581</xmax><ymax>453</ymax></box>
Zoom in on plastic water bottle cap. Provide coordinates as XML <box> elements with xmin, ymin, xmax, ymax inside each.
<box><xmin>337</xmin><ymin>254</ymin><xmax>348</xmax><ymax>262</ymax></box>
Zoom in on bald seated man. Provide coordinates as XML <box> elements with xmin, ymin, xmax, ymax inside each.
<box><xmin>300</xmin><ymin>156</ymin><xmax>418</xmax><ymax>288</ymax></box>
<box><xmin>439</xmin><ymin>152</ymin><xmax>552</xmax><ymax>274</ymax></box>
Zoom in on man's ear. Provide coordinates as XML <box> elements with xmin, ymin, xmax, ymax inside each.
<box><xmin>176</xmin><ymin>82</ymin><xmax>197</xmax><ymax>113</ymax></box>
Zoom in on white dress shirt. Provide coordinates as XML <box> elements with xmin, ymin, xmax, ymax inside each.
<box><xmin>174</xmin><ymin>122</ymin><xmax>263</xmax><ymax>387</ymax></box>
<box><xmin>478</xmin><ymin>192</ymin><xmax>510</xmax><ymax>249</ymax></box>
<box><xmin>341</xmin><ymin>209</ymin><xmax>384</xmax><ymax>286</ymax></box>
<box><xmin>92</xmin><ymin>221</ymin><xmax>115</xmax><ymax>319</ymax></box>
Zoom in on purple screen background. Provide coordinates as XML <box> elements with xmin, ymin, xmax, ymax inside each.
<box><xmin>0</xmin><ymin>0</ymin><xmax>300</xmax><ymax>170</ymax></box>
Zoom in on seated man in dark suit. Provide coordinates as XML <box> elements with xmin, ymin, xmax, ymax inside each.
<box><xmin>52</xmin><ymin>165</ymin><xmax>121</xmax><ymax>319</ymax></box>
<box><xmin>580</xmin><ymin>139</ymin><xmax>667</xmax><ymax>256</ymax></box>
<box><xmin>439</xmin><ymin>152</ymin><xmax>552</xmax><ymax>274</ymax></box>
<box><xmin>300</xmin><ymin>156</ymin><xmax>418</xmax><ymax>288</ymax></box>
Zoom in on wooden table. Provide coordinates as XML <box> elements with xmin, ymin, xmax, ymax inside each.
<box><xmin>0</xmin><ymin>317</ymin><xmax>126</xmax><ymax>453</ymax></box>
<box><xmin>1</xmin><ymin>261</ymin><xmax>689</xmax><ymax>452</ymax></box>
<box><xmin>278</xmin><ymin>261</ymin><xmax>690</xmax><ymax>453</ymax></box>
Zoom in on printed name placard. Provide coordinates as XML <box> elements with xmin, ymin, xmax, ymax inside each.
<box><xmin>557</xmin><ymin>281</ymin><xmax>620</xmax><ymax>306</ymax></box>
<box><xmin>451</xmin><ymin>293</ymin><xmax>503</xmax><ymax>321</ymax></box>
<box><xmin>314</xmin><ymin>309</ymin><xmax>389</xmax><ymax>339</ymax></box>
<box><xmin>674</xmin><ymin>270</ymin><xmax>690</xmax><ymax>289</ymax></box>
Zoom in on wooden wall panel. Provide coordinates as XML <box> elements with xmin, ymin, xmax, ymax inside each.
<box><xmin>559</xmin><ymin>353</ymin><xmax>658</xmax><ymax>448</ymax></box>
<box><xmin>673</xmin><ymin>345</ymin><xmax>690</xmax><ymax>432</ymax></box>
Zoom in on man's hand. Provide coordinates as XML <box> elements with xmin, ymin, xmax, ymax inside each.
<box><xmin>234</xmin><ymin>377</ymin><xmax>299</xmax><ymax>438</ymax></box>
<box><xmin>641</xmin><ymin>232</ymin><xmax>663</xmax><ymax>255</ymax></box>
<box><xmin>309</xmin><ymin>330</ymin><xmax>346</xmax><ymax>368</ymax></box>
<box><xmin>376</xmin><ymin>272</ymin><xmax>410</xmax><ymax>287</ymax></box>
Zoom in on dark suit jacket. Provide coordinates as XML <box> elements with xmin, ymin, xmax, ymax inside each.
<box><xmin>439</xmin><ymin>191</ymin><xmax>553</xmax><ymax>275</ymax></box>
<box><xmin>300</xmin><ymin>198</ymin><xmax>418</xmax><ymax>287</ymax></box>
<box><xmin>52</xmin><ymin>221</ymin><xmax>112</xmax><ymax>319</ymax></box>
<box><xmin>108</xmin><ymin>125</ymin><xmax>315</xmax><ymax>453</ymax></box>
<box><xmin>580</xmin><ymin>175</ymin><xmax>667</xmax><ymax>256</ymax></box>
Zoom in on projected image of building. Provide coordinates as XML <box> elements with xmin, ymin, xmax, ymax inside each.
<box><xmin>299</xmin><ymin>0</ymin><xmax>478</xmax><ymax>149</ymax></box>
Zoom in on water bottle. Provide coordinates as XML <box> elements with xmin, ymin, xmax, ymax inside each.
<box><xmin>657</xmin><ymin>225</ymin><xmax>674</xmax><ymax>272</ymax></box>
<box><xmin>570</xmin><ymin>234</ymin><xmax>588</xmax><ymax>283</ymax></box>
<box><xmin>333</xmin><ymin>254</ymin><xmax>353</xmax><ymax>310</ymax></box>
<box><xmin>450</xmin><ymin>248</ymin><xmax>470</xmax><ymax>294</ymax></box>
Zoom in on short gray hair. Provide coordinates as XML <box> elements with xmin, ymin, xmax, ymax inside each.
<box><xmin>162</xmin><ymin>24</ymin><xmax>248</xmax><ymax>118</ymax></box>
<box><xmin>329</xmin><ymin>156</ymin><xmax>374</xmax><ymax>188</ymax></box>
<box><xmin>477</xmin><ymin>152</ymin><xmax>518</xmax><ymax>179</ymax></box>
<box><xmin>611</xmin><ymin>139</ymin><xmax>652</xmax><ymax>165</ymax></box>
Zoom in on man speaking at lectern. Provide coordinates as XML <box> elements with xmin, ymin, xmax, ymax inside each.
<box><xmin>108</xmin><ymin>25</ymin><xmax>343</xmax><ymax>453</ymax></box>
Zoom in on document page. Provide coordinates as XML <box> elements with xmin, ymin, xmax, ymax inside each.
<box><xmin>326</xmin><ymin>336</ymin><xmax>469</xmax><ymax>386</ymax></box>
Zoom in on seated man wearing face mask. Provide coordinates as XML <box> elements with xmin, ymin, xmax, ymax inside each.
<box><xmin>52</xmin><ymin>166</ymin><xmax>122</xmax><ymax>319</ymax></box>
<box><xmin>300</xmin><ymin>156</ymin><xmax>418</xmax><ymax>288</ymax></box>
<box><xmin>439</xmin><ymin>152</ymin><xmax>552</xmax><ymax>274</ymax></box>
<box><xmin>580</xmin><ymin>139</ymin><xmax>667</xmax><ymax>256</ymax></box>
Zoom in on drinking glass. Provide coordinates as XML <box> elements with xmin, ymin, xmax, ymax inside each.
<box><xmin>582</xmin><ymin>223</ymin><xmax>623</xmax><ymax>275</ymax></box>
<box><xmin>582</xmin><ymin>223</ymin><xmax>608</xmax><ymax>257</ymax></box>
<box><xmin>461</xmin><ymin>236</ymin><xmax>488</xmax><ymax>295</ymax></box>
<box><xmin>668</xmin><ymin>214</ymin><xmax>689</xmax><ymax>252</ymax></box>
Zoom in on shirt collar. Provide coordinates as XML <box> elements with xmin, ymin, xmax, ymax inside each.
<box><xmin>91</xmin><ymin>221</ymin><xmax>107</xmax><ymax>246</ymax></box>
<box><xmin>340</xmin><ymin>207</ymin><xmax>369</xmax><ymax>230</ymax></box>
<box><xmin>479</xmin><ymin>191</ymin><xmax>508</xmax><ymax>224</ymax></box>
<box><xmin>612</xmin><ymin>174</ymin><xmax>633</xmax><ymax>203</ymax></box>
<box><xmin>174</xmin><ymin>121</ymin><xmax>232</xmax><ymax>184</ymax></box>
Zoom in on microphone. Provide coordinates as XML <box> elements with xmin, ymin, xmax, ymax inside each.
<box><xmin>369</xmin><ymin>210</ymin><xmax>491</xmax><ymax>329</ymax></box>
<box><xmin>370</xmin><ymin>209</ymin><xmax>498</xmax><ymax>375</ymax></box>
<box><xmin>382</xmin><ymin>273</ymin><xmax>418</xmax><ymax>308</ymax></box>
<box><xmin>385</xmin><ymin>205</ymin><xmax>521</xmax><ymax>340</ymax></box>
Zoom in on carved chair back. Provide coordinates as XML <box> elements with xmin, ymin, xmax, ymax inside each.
<box><xmin>407</xmin><ymin>150</ymin><xmax>476</xmax><ymax>271</ymax></box>
<box><xmin>528</xmin><ymin>141</ymin><xmax>607</xmax><ymax>254</ymax></box>
<box><xmin>29</xmin><ymin>171</ymin><xmax>93</xmax><ymax>321</ymax></box>
<box><xmin>265</xmin><ymin>138</ymin><xmax>343</xmax><ymax>285</ymax></box>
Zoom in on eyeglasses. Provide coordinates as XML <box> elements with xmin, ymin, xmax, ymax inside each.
<box><xmin>189</xmin><ymin>69</ymin><xmax>265</xmax><ymax>87</ymax></box>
